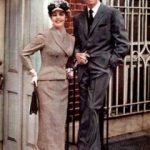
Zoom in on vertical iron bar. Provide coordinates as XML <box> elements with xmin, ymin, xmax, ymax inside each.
<box><xmin>72</xmin><ymin>69</ymin><xmax>76</xmax><ymax>144</ymax></box>
<box><xmin>106</xmin><ymin>94</ymin><xmax>109</xmax><ymax>150</ymax></box>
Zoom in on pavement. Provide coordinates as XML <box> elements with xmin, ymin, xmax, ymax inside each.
<box><xmin>107</xmin><ymin>135</ymin><xmax>150</xmax><ymax>150</ymax></box>
<box><xmin>68</xmin><ymin>131</ymin><xmax>150</xmax><ymax>150</ymax></box>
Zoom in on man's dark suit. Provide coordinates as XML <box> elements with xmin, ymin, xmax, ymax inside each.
<box><xmin>73</xmin><ymin>3</ymin><xmax>129</xmax><ymax>150</ymax></box>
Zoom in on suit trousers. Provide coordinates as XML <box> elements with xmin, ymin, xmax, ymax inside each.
<box><xmin>78</xmin><ymin>68</ymin><xmax>111</xmax><ymax>150</ymax></box>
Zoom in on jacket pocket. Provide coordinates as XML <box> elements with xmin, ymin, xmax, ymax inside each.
<box><xmin>89</xmin><ymin>53</ymin><xmax>111</xmax><ymax>69</ymax></box>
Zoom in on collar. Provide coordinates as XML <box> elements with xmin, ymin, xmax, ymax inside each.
<box><xmin>52</xmin><ymin>26</ymin><xmax>66</xmax><ymax>35</ymax></box>
<box><xmin>88</xmin><ymin>1</ymin><xmax>101</xmax><ymax>17</ymax></box>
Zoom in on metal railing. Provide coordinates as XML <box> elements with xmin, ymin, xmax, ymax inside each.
<box><xmin>107</xmin><ymin>0</ymin><xmax>150</xmax><ymax>117</ymax></box>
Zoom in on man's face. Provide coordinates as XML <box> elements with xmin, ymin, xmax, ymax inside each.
<box><xmin>84</xmin><ymin>0</ymin><xmax>99</xmax><ymax>8</ymax></box>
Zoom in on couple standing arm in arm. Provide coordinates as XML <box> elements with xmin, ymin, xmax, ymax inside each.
<box><xmin>21</xmin><ymin>0</ymin><xmax>129</xmax><ymax>150</ymax></box>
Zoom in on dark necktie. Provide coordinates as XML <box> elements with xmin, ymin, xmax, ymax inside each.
<box><xmin>88</xmin><ymin>9</ymin><xmax>94</xmax><ymax>31</ymax></box>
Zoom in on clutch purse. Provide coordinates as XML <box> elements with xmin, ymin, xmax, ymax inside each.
<box><xmin>30</xmin><ymin>82</ymin><xmax>39</xmax><ymax>115</ymax></box>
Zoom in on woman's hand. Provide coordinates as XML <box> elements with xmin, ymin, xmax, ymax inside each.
<box><xmin>29</xmin><ymin>69</ymin><xmax>38</xmax><ymax>87</ymax></box>
<box><xmin>66</xmin><ymin>68</ymin><xmax>74</xmax><ymax>79</ymax></box>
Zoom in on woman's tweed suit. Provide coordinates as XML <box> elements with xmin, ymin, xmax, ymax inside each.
<box><xmin>21</xmin><ymin>27</ymin><xmax>75</xmax><ymax>150</ymax></box>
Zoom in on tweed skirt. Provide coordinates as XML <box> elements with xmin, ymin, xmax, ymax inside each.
<box><xmin>36</xmin><ymin>80</ymin><xmax>68</xmax><ymax>150</ymax></box>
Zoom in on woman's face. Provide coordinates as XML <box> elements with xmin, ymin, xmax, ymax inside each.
<box><xmin>51</xmin><ymin>10</ymin><xmax>66</xmax><ymax>29</ymax></box>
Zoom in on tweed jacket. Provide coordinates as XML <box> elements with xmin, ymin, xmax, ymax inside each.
<box><xmin>21</xmin><ymin>27</ymin><xmax>75</xmax><ymax>80</ymax></box>
<box><xmin>73</xmin><ymin>4</ymin><xmax>129</xmax><ymax>80</ymax></box>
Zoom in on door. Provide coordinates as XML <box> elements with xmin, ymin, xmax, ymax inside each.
<box><xmin>3</xmin><ymin>0</ymin><xmax>24</xmax><ymax>149</ymax></box>
<box><xmin>22</xmin><ymin>1</ymin><xmax>51</xmax><ymax>150</ymax></box>
<box><xmin>3</xmin><ymin>0</ymin><xmax>51</xmax><ymax>150</ymax></box>
<box><xmin>0</xmin><ymin>0</ymin><xmax>5</xmax><ymax>149</ymax></box>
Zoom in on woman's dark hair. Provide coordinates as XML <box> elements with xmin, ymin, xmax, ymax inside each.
<box><xmin>48</xmin><ymin>0</ymin><xmax>70</xmax><ymax>14</ymax></box>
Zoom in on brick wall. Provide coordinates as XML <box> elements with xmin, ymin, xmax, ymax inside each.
<box><xmin>65</xmin><ymin>1</ymin><xmax>86</xmax><ymax>122</ymax></box>
<box><xmin>65</xmin><ymin>1</ymin><xmax>86</xmax><ymax>34</ymax></box>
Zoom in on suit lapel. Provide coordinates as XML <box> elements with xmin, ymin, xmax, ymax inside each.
<box><xmin>62</xmin><ymin>33</ymin><xmax>74</xmax><ymax>56</ymax></box>
<box><xmin>51</xmin><ymin>27</ymin><xmax>71</xmax><ymax>56</ymax></box>
<box><xmin>89</xmin><ymin>4</ymin><xmax>105</xmax><ymax>36</ymax></box>
<box><xmin>80</xmin><ymin>11</ymin><xmax>88</xmax><ymax>38</ymax></box>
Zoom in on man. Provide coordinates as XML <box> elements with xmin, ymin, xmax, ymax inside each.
<box><xmin>73</xmin><ymin>0</ymin><xmax>129</xmax><ymax>150</ymax></box>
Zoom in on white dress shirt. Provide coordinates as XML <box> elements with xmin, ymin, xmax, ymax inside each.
<box><xmin>88</xmin><ymin>1</ymin><xmax>101</xmax><ymax>18</ymax></box>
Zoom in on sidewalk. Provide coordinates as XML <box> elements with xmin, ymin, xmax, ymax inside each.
<box><xmin>108</xmin><ymin>135</ymin><xmax>150</xmax><ymax>150</ymax></box>
<box><xmin>68</xmin><ymin>131</ymin><xmax>150</xmax><ymax>150</ymax></box>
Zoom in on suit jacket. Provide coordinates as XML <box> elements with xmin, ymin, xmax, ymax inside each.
<box><xmin>73</xmin><ymin>4</ymin><xmax>129</xmax><ymax>80</ymax></box>
<box><xmin>21</xmin><ymin>27</ymin><xmax>75</xmax><ymax>80</ymax></box>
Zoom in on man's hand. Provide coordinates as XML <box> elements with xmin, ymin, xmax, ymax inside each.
<box><xmin>75</xmin><ymin>52</ymin><xmax>90</xmax><ymax>65</ymax></box>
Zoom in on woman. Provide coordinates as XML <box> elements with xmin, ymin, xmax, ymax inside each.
<box><xmin>21</xmin><ymin>0</ymin><xmax>74</xmax><ymax>150</ymax></box>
